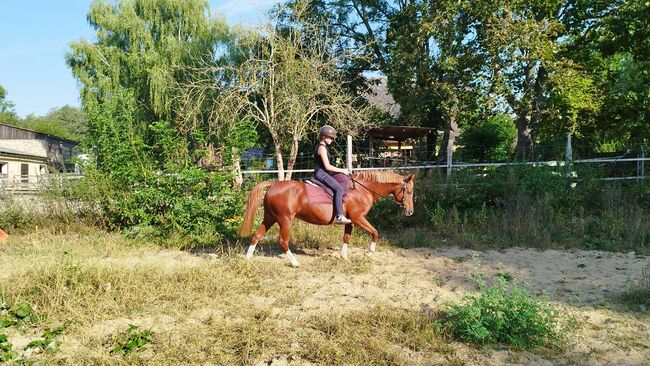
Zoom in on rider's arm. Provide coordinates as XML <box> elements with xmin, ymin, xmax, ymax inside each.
<box><xmin>317</xmin><ymin>145</ymin><xmax>349</xmax><ymax>174</ymax></box>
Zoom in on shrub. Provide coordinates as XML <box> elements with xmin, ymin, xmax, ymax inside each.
<box><xmin>437</xmin><ymin>279</ymin><xmax>563</xmax><ymax>349</ymax></box>
<box><xmin>75</xmin><ymin>167</ymin><xmax>245</xmax><ymax>243</ymax></box>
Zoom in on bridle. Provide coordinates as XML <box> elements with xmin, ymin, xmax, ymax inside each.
<box><xmin>350</xmin><ymin>176</ymin><xmax>409</xmax><ymax>208</ymax></box>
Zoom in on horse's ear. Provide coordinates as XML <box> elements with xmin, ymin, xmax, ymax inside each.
<box><xmin>404</xmin><ymin>174</ymin><xmax>415</xmax><ymax>183</ymax></box>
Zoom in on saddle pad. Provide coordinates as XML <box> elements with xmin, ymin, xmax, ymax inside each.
<box><xmin>305</xmin><ymin>174</ymin><xmax>352</xmax><ymax>205</ymax></box>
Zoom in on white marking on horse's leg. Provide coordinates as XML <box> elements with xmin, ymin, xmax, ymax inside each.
<box><xmin>245</xmin><ymin>245</ymin><xmax>256</xmax><ymax>260</ymax></box>
<box><xmin>341</xmin><ymin>243</ymin><xmax>349</xmax><ymax>260</ymax></box>
<box><xmin>286</xmin><ymin>249</ymin><xmax>301</xmax><ymax>268</ymax></box>
<box><xmin>369</xmin><ymin>242</ymin><xmax>376</xmax><ymax>252</ymax></box>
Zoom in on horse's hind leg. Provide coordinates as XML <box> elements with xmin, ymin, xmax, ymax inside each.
<box><xmin>246</xmin><ymin>214</ymin><xmax>276</xmax><ymax>260</ymax></box>
<box><xmin>278</xmin><ymin>217</ymin><xmax>300</xmax><ymax>268</ymax></box>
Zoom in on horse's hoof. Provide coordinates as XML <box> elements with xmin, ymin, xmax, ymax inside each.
<box><xmin>341</xmin><ymin>254</ymin><xmax>350</xmax><ymax>261</ymax></box>
<box><xmin>291</xmin><ymin>261</ymin><xmax>301</xmax><ymax>268</ymax></box>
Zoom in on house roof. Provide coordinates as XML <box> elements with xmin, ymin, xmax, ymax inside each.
<box><xmin>0</xmin><ymin>147</ymin><xmax>47</xmax><ymax>161</ymax></box>
<box><xmin>0</xmin><ymin>123</ymin><xmax>78</xmax><ymax>144</ymax></box>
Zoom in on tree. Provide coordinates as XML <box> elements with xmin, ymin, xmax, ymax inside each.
<box><xmin>0</xmin><ymin>85</ymin><xmax>18</xmax><ymax>124</ymax></box>
<box><xmin>17</xmin><ymin>105</ymin><xmax>87</xmax><ymax>141</ymax></box>
<box><xmin>472</xmin><ymin>0</ymin><xmax>617</xmax><ymax>159</ymax></box>
<box><xmin>67</xmin><ymin>0</ymin><xmax>231</xmax><ymax>171</ymax></box>
<box><xmin>181</xmin><ymin>19</ymin><xmax>369</xmax><ymax>181</ymax></box>
<box><xmin>385</xmin><ymin>0</ymin><xmax>487</xmax><ymax>167</ymax></box>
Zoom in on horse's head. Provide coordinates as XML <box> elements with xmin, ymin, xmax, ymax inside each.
<box><xmin>395</xmin><ymin>174</ymin><xmax>415</xmax><ymax>216</ymax></box>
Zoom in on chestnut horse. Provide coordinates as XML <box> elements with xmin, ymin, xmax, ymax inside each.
<box><xmin>239</xmin><ymin>171</ymin><xmax>415</xmax><ymax>267</ymax></box>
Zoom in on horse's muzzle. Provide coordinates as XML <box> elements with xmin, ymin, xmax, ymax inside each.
<box><xmin>405</xmin><ymin>208</ymin><xmax>414</xmax><ymax>216</ymax></box>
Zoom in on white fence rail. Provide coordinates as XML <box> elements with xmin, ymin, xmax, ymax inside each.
<box><xmin>0</xmin><ymin>174</ymin><xmax>83</xmax><ymax>194</ymax></box>
<box><xmin>241</xmin><ymin>156</ymin><xmax>650</xmax><ymax>182</ymax></box>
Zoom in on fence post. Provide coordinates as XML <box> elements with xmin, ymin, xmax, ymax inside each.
<box><xmin>347</xmin><ymin>135</ymin><xmax>353</xmax><ymax>172</ymax></box>
<box><xmin>636</xmin><ymin>146</ymin><xmax>645</xmax><ymax>184</ymax></box>
<box><xmin>446</xmin><ymin>146</ymin><xmax>453</xmax><ymax>179</ymax></box>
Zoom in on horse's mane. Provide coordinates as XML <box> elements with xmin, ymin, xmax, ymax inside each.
<box><xmin>352</xmin><ymin>171</ymin><xmax>403</xmax><ymax>184</ymax></box>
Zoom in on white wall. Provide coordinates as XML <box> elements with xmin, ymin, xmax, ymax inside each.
<box><xmin>0</xmin><ymin>157</ymin><xmax>46</xmax><ymax>185</ymax></box>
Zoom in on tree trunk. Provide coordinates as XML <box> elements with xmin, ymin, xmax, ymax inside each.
<box><xmin>515</xmin><ymin>109</ymin><xmax>533</xmax><ymax>161</ymax></box>
<box><xmin>445</xmin><ymin>112</ymin><xmax>460</xmax><ymax>178</ymax></box>
<box><xmin>231</xmin><ymin>147</ymin><xmax>243</xmax><ymax>189</ymax></box>
<box><xmin>270</xmin><ymin>131</ymin><xmax>285</xmax><ymax>181</ymax></box>
<box><xmin>514</xmin><ymin>63</ymin><xmax>537</xmax><ymax>160</ymax></box>
<box><xmin>285</xmin><ymin>138</ymin><xmax>299</xmax><ymax>181</ymax></box>
<box><xmin>426</xmin><ymin>129</ymin><xmax>438</xmax><ymax>162</ymax></box>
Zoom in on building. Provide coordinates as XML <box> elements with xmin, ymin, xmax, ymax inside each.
<box><xmin>0</xmin><ymin>123</ymin><xmax>79</xmax><ymax>190</ymax></box>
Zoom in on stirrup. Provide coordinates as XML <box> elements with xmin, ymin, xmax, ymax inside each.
<box><xmin>335</xmin><ymin>215</ymin><xmax>352</xmax><ymax>224</ymax></box>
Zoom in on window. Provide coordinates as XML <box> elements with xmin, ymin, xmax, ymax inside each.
<box><xmin>21</xmin><ymin>163</ymin><xmax>28</xmax><ymax>183</ymax></box>
<box><xmin>0</xmin><ymin>162</ymin><xmax>7</xmax><ymax>175</ymax></box>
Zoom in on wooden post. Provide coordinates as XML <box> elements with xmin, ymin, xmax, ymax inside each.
<box><xmin>347</xmin><ymin>135</ymin><xmax>353</xmax><ymax>172</ymax></box>
<box><xmin>446</xmin><ymin>146</ymin><xmax>453</xmax><ymax>179</ymax></box>
<box><xmin>641</xmin><ymin>147</ymin><xmax>645</xmax><ymax>183</ymax></box>
<box><xmin>397</xmin><ymin>140</ymin><xmax>402</xmax><ymax>164</ymax></box>
<box><xmin>566</xmin><ymin>133</ymin><xmax>573</xmax><ymax>164</ymax></box>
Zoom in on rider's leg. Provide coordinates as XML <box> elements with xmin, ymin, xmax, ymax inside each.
<box><xmin>314</xmin><ymin>170</ymin><xmax>350</xmax><ymax>223</ymax></box>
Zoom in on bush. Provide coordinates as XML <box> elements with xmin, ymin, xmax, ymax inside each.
<box><xmin>437</xmin><ymin>279</ymin><xmax>563</xmax><ymax>349</ymax></box>
<box><xmin>75</xmin><ymin>167</ymin><xmax>245</xmax><ymax>243</ymax></box>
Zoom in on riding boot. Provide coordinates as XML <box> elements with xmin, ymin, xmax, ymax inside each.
<box><xmin>335</xmin><ymin>214</ymin><xmax>352</xmax><ymax>224</ymax></box>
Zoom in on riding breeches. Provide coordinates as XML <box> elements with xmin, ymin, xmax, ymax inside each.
<box><xmin>313</xmin><ymin>168</ymin><xmax>344</xmax><ymax>215</ymax></box>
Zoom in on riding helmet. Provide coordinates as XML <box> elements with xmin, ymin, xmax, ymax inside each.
<box><xmin>318</xmin><ymin>125</ymin><xmax>337</xmax><ymax>140</ymax></box>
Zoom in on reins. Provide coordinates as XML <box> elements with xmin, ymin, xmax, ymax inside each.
<box><xmin>350</xmin><ymin>176</ymin><xmax>406</xmax><ymax>207</ymax></box>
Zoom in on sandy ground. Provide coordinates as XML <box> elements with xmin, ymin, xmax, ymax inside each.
<box><xmin>252</xmin><ymin>245</ymin><xmax>650</xmax><ymax>365</ymax></box>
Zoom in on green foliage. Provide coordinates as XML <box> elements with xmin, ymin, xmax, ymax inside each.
<box><xmin>112</xmin><ymin>324</ymin><xmax>154</xmax><ymax>355</ymax></box>
<box><xmin>0</xmin><ymin>301</ymin><xmax>38</xmax><ymax>329</ymax></box>
<box><xmin>77</xmin><ymin>166</ymin><xmax>243</xmax><ymax>243</ymax></box>
<box><xmin>63</xmin><ymin>0</ymin><xmax>250</xmax><ymax>241</ymax></box>
<box><xmin>438</xmin><ymin>279</ymin><xmax>563</xmax><ymax>349</ymax></box>
<box><xmin>17</xmin><ymin>105</ymin><xmax>87</xmax><ymax>141</ymax></box>
<box><xmin>0</xmin><ymin>333</ymin><xmax>18</xmax><ymax>362</ymax></box>
<box><xmin>458</xmin><ymin>115</ymin><xmax>516</xmax><ymax>162</ymax></box>
<box><xmin>0</xmin><ymin>84</ymin><xmax>18</xmax><ymax>124</ymax></box>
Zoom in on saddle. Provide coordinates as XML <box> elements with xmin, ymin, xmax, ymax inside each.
<box><xmin>304</xmin><ymin>173</ymin><xmax>352</xmax><ymax>205</ymax></box>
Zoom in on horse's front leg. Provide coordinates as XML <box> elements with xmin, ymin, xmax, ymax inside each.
<box><xmin>354</xmin><ymin>216</ymin><xmax>379</xmax><ymax>252</ymax></box>
<box><xmin>341</xmin><ymin>223</ymin><xmax>353</xmax><ymax>260</ymax></box>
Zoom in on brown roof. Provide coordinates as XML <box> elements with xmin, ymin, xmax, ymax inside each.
<box><xmin>365</xmin><ymin>125</ymin><xmax>434</xmax><ymax>141</ymax></box>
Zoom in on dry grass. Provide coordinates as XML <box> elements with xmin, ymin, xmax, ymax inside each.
<box><xmin>0</xmin><ymin>228</ymin><xmax>449</xmax><ymax>365</ymax></box>
<box><xmin>1</xmin><ymin>226</ymin><xmax>649</xmax><ymax>365</ymax></box>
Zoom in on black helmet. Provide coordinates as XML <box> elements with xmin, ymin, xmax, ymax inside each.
<box><xmin>318</xmin><ymin>125</ymin><xmax>337</xmax><ymax>140</ymax></box>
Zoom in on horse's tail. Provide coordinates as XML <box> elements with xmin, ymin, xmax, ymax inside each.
<box><xmin>239</xmin><ymin>181</ymin><xmax>273</xmax><ymax>237</ymax></box>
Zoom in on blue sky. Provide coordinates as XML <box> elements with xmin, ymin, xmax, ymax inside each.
<box><xmin>0</xmin><ymin>0</ymin><xmax>283</xmax><ymax>118</ymax></box>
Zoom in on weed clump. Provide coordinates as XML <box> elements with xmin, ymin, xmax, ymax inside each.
<box><xmin>437</xmin><ymin>279</ymin><xmax>564</xmax><ymax>349</ymax></box>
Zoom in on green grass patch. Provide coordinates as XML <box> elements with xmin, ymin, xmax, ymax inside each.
<box><xmin>111</xmin><ymin>324</ymin><xmax>154</xmax><ymax>355</ymax></box>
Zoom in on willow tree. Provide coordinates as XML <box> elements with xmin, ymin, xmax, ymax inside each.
<box><xmin>67</xmin><ymin>0</ymin><xmax>230</xmax><ymax>172</ymax></box>
<box><xmin>181</xmin><ymin>21</ymin><xmax>369</xmax><ymax>181</ymax></box>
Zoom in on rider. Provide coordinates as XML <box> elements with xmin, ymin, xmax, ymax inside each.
<box><xmin>313</xmin><ymin>125</ymin><xmax>352</xmax><ymax>224</ymax></box>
